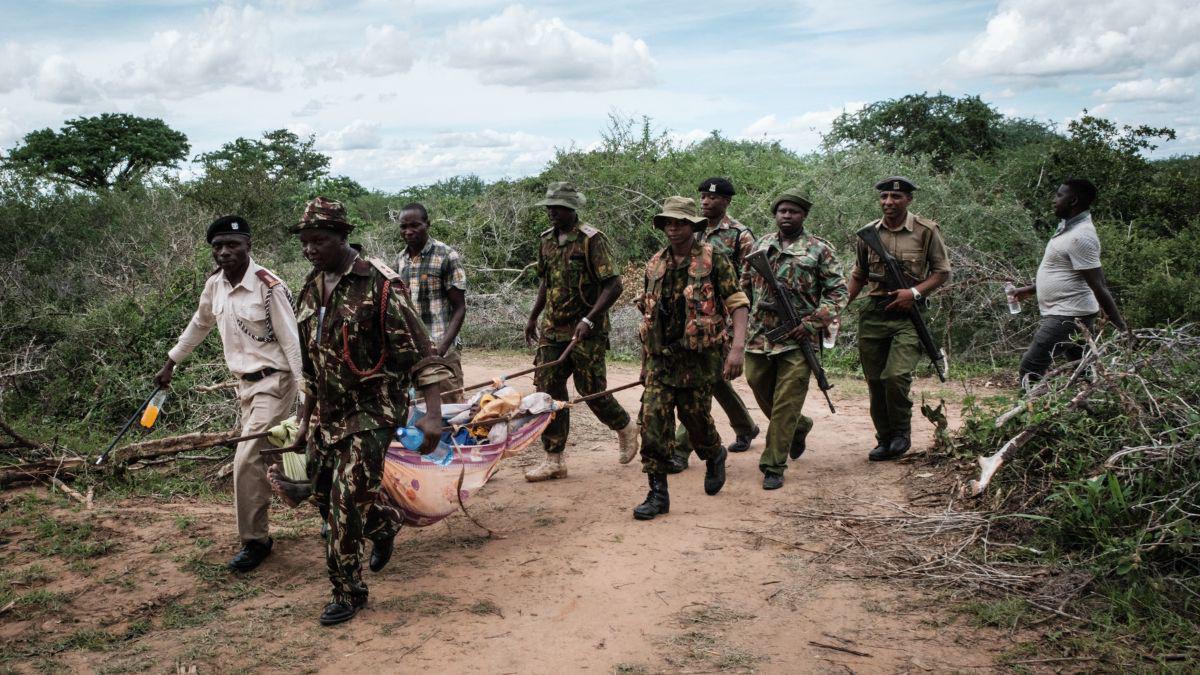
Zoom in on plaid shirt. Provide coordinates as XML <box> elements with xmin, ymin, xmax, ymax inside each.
<box><xmin>396</xmin><ymin>238</ymin><xmax>467</xmax><ymax>347</ymax></box>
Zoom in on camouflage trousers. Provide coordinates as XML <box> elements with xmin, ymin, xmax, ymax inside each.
<box><xmin>671</xmin><ymin>375</ymin><xmax>757</xmax><ymax>461</ymax></box>
<box><xmin>308</xmin><ymin>427</ymin><xmax>401</xmax><ymax>605</ymax></box>
<box><xmin>745</xmin><ymin>350</ymin><xmax>813</xmax><ymax>477</ymax></box>
<box><xmin>639</xmin><ymin>380</ymin><xmax>722</xmax><ymax>476</ymax></box>
<box><xmin>534</xmin><ymin>337</ymin><xmax>631</xmax><ymax>454</ymax></box>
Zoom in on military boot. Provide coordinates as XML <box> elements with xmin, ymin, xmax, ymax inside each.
<box><xmin>524</xmin><ymin>452</ymin><xmax>568</xmax><ymax>482</ymax></box>
<box><xmin>633</xmin><ymin>474</ymin><xmax>669</xmax><ymax>520</ymax></box>
<box><xmin>703</xmin><ymin>446</ymin><xmax>727</xmax><ymax>496</ymax></box>
<box><xmin>616</xmin><ymin>421</ymin><xmax>640</xmax><ymax>464</ymax></box>
<box><xmin>869</xmin><ymin>435</ymin><xmax>910</xmax><ymax>462</ymax></box>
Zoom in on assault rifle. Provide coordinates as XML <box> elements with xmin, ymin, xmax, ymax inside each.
<box><xmin>855</xmin><ymin>224</ymin><xmax>947</xmax><ymax>382</ymax></box>
<box><xmin>745</xmin><ymin>249</ymin><xmax>836</xmax><ymax>413</ymax></box>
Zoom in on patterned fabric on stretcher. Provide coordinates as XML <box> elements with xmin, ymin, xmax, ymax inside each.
<box><xmin>380</xmin><ymin>409</ymin><xmax>554</xmax><ymax>527</ymax></box>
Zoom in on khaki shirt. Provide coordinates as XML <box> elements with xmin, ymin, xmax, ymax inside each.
<box><xmin>851</xmin><ymin>212</ymin><xmax>950</xmax><ymax>297</ymax></box>
<box><xmin>169</xmin><ymin>258</ymin><xmax>304</xmax><ymax>380</ymax></box>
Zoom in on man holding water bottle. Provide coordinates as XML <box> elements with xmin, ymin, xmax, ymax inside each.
<box><xmin>290</xmin><ymin>197</ymin><xmax>451</xmax><ymax>626</ymax></box>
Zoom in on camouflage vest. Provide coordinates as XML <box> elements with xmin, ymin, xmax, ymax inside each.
<box><xmin>639</xmin><ymin>243</ymin><xmax>727</xmax><ymax>353</ymax></box>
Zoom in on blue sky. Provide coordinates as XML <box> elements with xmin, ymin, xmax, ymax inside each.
<box><xmin>1</xmin><ymin>0</ymin><xmax>1196</xmax><ymax>189</ymax></box>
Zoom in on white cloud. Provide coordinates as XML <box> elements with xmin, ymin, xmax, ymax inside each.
<box><xmin>0</xmin><ymin>43</ymin><xmax>36</xmax><ymax>94</ymax></box>
<box><xmin>1096</xmin><ymin>77</ymin><xmax>1195</xmax><ymax>103</ymax></box>
<box><xmin>319</xmin><ymin>120</ymin><xmax>383</xmax><ymax>150</ymax></box>
<box><xmin>330</xmin><ymin>24</ymin><xmax>415</xmax><ymax>77</ymax></box>
<box><xmin>33</xmin><ymin>55</ymin><xmax>100</xmax><ymax>104</ymax></box>
<box><xmin>443</xmin><ymin>5</ymin><xmax>656</xmax><ymax>91</ymax></box>
<box><xmin>108</xmin><ymin>4</ymin><xmax>285</xmax><ymax>99</ymax></box>
<box><xmin>954</xmin><ymin>0</ymin><xmax>1200</xmax><ymax>78</ymax></box>
<box><xmin>293</xmin><ymin>98</ymin><xmax>325</xmax><ymax>117</ymax></box>
<box><xmin>0</xmin><ymin>108</ymin><xmax>22</xmax><ymax>150</ymax></box>
<box><xmin>739</xmin><ymin>104</ymin><xmax>864</xmax><ymax>152</ymax></box>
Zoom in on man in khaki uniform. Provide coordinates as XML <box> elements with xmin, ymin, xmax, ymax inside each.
<box><xmin>155</xmin><ymin>215</ymin><xmax>302</xmax><ymax>571</ymax></box>
<box><xmin>846</xmin><ymin>177</ymin><xmax>950</xmax><ymax>461</ymax></box>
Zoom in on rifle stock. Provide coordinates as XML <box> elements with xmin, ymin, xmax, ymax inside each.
<box><xmin>855</xmin><ymin>225</ymin><xmax>947</xmax><ymax>382</ymax></box>
<box><xmin>745</xmin><ymin>250</ymin><xmax>836</xmax><ymax>413</ymax></box>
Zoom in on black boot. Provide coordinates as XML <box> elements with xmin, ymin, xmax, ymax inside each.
<box><xmin>666</xmin><ymin>453</ymin><xmax>689</xmax><ymax>474</ymax></box>
<box><xmin>319</xmin><ymin>598</ymin><xmax>363</xmax><ymax>626</ymax></box>
<box><xmin>228</xmin><ymin>537</ymin><xmax>273</xmax><ymax>572</ymax></box>
<box><xmin>704</xmin><ymin>446</ymin><xmax>727</xmax><ymax>496</ymax></box>
<box><xmin>870</xmin><ymin>434</ymin><xmax>910</xmax><ymax>462</ymax></box>
<box><xmin>369</xmin><ymin>535</ymin><xmax>395</xmax><ymax>572</ymax></box>
<box><xmin>727</xmin><ymin>425</ymin><xmax>760</xmax><ymax>453</ymax></box>
<box><xmin>789</xmin><ymin>436</ymin><xmax>807</xmax><ymax>460</ymax></box>
<box><xmin>633</xmin><ymin>474</ymin><xmax>669</xmax><ymax>520</ymax></box>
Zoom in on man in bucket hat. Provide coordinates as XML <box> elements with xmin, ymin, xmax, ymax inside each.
<box><xmin>668</xmin><ymin>177</ymin><xmax>760</xmax><ymax>474</ymax></box>
<box><xmin>523</xmin><ymin>182</ymin><xmax>639</xmax><ymax>481</ymax></box>
<box><xmin>633</xmin><ymin>196</ymin><xmax>749</xmax><ymax>519</ymax></box>
<box><xmin>288</xmin><ymin>196</ymin><xmax>452</xmax><ymax>625</ymax></box>
<box><xmin>155</xmin><ymin>215</ymin><xmax>303</xmax><ymax>572</ymax></box>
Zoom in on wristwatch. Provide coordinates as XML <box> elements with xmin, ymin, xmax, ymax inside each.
<box><xmin>581</xmin><ymin>316</ymin><xmax>595</xmax><ymax>329</ymax></box>
<box><xmin>909</xmin><ymin>287</ymin><xmax>923</xmax><ymax>301</ymax></box>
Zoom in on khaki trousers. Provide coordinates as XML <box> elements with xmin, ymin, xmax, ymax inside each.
<box><xmin>235</xmin><ymin>371</ymin><xmax>298</xmax><ymax>544</ymax></box>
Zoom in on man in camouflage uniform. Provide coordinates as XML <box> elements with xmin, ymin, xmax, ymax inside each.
<box><xmin>634</xmin><ymin>196</ymin><xmax>749</xmax><ymax>519</ymax></box>
<box><xmin>847</xmin><ymin>177</ymin><xmax>950</xmax><ymax>461</ymax></box>
<box><xmin>743</xmin><ymin>188</ymin><xmax>848</xmax><ymax>489</ymax></box>
<box><xmin>668</xmin><ymin>177</ymin><xmax>759</xmax><ymax>473</ymax></box>
<box><xmin>523</xmin><ymin>182</ymin><xmax>638</xmax><ymax>481</ymax></box>
<box><xmin>291</xmin><ymin>197</ymin><xmax>451</xmax><ymax>626</ymax></box>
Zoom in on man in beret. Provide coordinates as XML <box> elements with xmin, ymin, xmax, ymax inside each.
<box><xmin>154</xmin><ymin>215</ymin><xmax>303</xmax><ymax>572</ymax></box>
<box><xmin>289</xmin><ymin>197</ymin><xmax>451</xmax><ymax>625</ymax></box>
<box><xmin>634</xmin><ymin>196</ymin><xmax>749</xmax><ymax>519</ymax></box>
<box><xmin>846</xmin><ymin>177</ymin><xmax>950</xmax><ymax>461</ymax></box>
<box><xmin>742</xmin><ymin>189</ymin><xmax>847</xmax><ymax>489</ymax></box>
<box><xmin>667</xmin><ymin>177</ymin><xmax>760</xmax><ymax>474</ymax></box>
<box><xmin>524</xmin><ymin>182</ymin><xmax>639</xmax><ymax>481</ymax></box>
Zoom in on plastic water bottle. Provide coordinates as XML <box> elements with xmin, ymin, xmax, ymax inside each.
<box><xmin>822</xmin><ymin>317</ymin><xmax>840</xmax><ymax>349</ymax></box>
<box><xmin>1004</xmin><ymin>282</ymin><xmax>1021</xmax><ymax>315</ymax></box>
<box><xmin>395</xmin><ymin>426</ymin><xmax>424</xmax><ymax>451</ymax></box>
<box><xmin>140</xmin><ymin>390</ymin><xmax>167</xmax><ymax>428</ymax></box>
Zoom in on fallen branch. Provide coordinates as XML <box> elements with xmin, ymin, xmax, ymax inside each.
<box><xmin>106</xmin><ymin>429</ymin><xmax>270</xmax><ymax>467</ymax></box>
<box><xmin>0</xmin><ymin>457</ymin><xmax>87</xmax><ymax>486</ymax></box>
<box><xmin>49</xmin><ymin>475</ymin><xmax>91</xmax><ymax>508</ymax></box>
<box><xmin>809</xmin><ymin>641</ymin><xmax>872</xmax><ymax>658</ymax></box>
<box><xmin>0</xmin><ymin>418</ymin><xmax>37</xmax><ymax>449</ymax></box>
<box><xmin>194</xmin><ymin>380</ymin><xmax>238</xmax><ymax>394</ymax></box>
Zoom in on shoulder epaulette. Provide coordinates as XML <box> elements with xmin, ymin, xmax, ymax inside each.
<box><xmin>810</xmin><ymin>234</ymin><xmax>835</xmax><ymax>249</ymax></box>
<box><xmin>255</xmin><ymin>268</ymin><xmax>282</xmax><ymax>288</ymax></box>
<box><xmin>366</xmin><ymin>257</ymin><xmax>403</xmax><ymax>282</ymax></box>
<box><xmin>539</xmin><ymin>227</ymin><xmax>555</xmax><ymax>238</ymax></box>
<box><xmin>579</xmin><ymin>224</ymin><xmax>600</xmax><ymax>238</ymax></box>
<box><xmin>913</xmin><ymin>215</ymin><xmax>940</xmax><ymax>230</ymax></box>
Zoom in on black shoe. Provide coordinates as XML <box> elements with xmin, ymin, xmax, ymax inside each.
<box><xmin>369</xmin><ymin>535</ymin><xmax>394</xmax><ymax>572</ymax></box>
<box><xmin>867</xmin><ymin>441</ymin><xmax>888</xmax><ymax>461</ymax></box>
<box><xmin>228</xmin><ymin>537</ymin><xmax>273</xmax><ymax>572</ymax></box>
<box><xmin>869</xmin><ymin>435</ymin><xmax>911</xmax><ymax>462</ymax></box>
<box><xmin>319</xmin><ymin>601</ymin><xmax>358</xmax><ymax>626</ymax></box>
<box><xmin>727</xmin><ymin>425</ymin><xmax>760</xmax><ymax>453</ymax></box>
<box><xmin>789</xmin><ymin>436</ymin><xmax>807</xmax><ymax>460</ymax></box>
<box><xmin>762</xmin><ymin>474</ymin><xmax>784</xmax><ymax>490</ymax></box>
<box><xmin>633</xmin><ymin>474</ymin><xmax>670</xmax><ymax>520</ymax></box>
<box><xmin>666</xmin><ymin>454</ymin><xmax>689</xmax><ymax>474</ymax></box>
<box><xmin>703</xmin><ymin>447</ymin><xmax>727</xmax><ymax>496</ymax></box>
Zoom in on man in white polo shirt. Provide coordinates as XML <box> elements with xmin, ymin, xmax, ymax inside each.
<box><xmin>1010</xmin><ymin>178</ymin><xmax>1128</xmax><ymax>383</ymax></box>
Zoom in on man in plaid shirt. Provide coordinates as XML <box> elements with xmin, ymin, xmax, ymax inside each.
<box><xmin>394</xmin><ymin>203</ymin><xmax>468</xmax><ymax>401</ymax></box>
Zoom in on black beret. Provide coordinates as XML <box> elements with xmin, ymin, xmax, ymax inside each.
<box><xmin>698</xmin><ymin>177</ymin><xmax>735</xmax><ymax>198</ymax></box>
<box><xmin>207</xmin><ymin>215</ymin><xmax>251</xmax><ymax>243</ymax></box>
<box><xmin>875</xmin><ymin>176</ymin><xmax>917</xmax><ymax>193</ymax></box>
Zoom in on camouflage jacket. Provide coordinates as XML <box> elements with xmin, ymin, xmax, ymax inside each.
<box><xmin>699</xmin><ymin>214</ymin><xmax>754</xmax><ymax>274</ymax></box>
<box><xmin>639</xmin><ymin>243</ymin><xmax>749</xmax><ymax>388</ymax></box>
<box><xmin>536</xmin><ymin>223</ymin><xmax>618</xmax><ymax>344</ymax></box>
<box><xmin>743</xmin><ymin>231</ymin><xmax>848</xmax><ymax>356</ymax></box>
<box><xmin>296</xmin><ymin>255</ymin><xmax>451</xmax><ymax>445</ymax></box>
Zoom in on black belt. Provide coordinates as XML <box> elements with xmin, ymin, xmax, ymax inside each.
<box><xmin>241</xmin><ymin>367</ymin><xmax>279</xmax><ymax>382</ymax></box>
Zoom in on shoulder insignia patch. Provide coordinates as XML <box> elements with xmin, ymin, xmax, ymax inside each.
<box><xmin>579</xmin><ymin>224</ymin><xmax>600</xmax><ymax>238</ymax></box>
<box><xmin>255</xmin><ymin>268</ymin><xmax>282</xmax><ymax>288</ymax></box>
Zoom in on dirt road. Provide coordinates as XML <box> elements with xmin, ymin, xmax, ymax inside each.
<box><xmin>1</xmin><ymin>353</ymin><xmax>1006</xmax><ymax>673</ymax></box>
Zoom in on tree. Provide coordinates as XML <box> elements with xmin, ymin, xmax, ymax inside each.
<box><xmin>825</xmin><ymin>93</ymin><xmax>1010</xmax><ymax>171</ymax></box>
<box><xmin>5</xmin><ymin>113</ymin><xmax>189</xmax><ymax>191</ymax></box>
<box><xmin>195</xmin><ymin>129</ymin><xmax>329</xmax><ymax>183</ymax></box>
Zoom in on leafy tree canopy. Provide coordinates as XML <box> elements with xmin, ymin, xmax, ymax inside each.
<box><xmin>4</xmin><ymin>113</ymin><xmax>190</xmax><ymax>191</ymax></box>
<box><xmin>196</xmin><ymin>129</ymin><xmax>329</xmax><ymax>184</ymax></box>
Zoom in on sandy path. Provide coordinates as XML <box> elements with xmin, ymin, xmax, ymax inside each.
<box><xmin>6</xmin><ymin>352</ymin><xmax>1006</xmax><ymax>674</ymax></box>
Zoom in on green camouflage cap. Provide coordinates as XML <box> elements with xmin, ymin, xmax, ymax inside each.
<box><xmin>771</xmin><ymin>187</ymin><xmax>813</xmax><ymax>213</ymax></box>
<box><xmin>653</xmin><ymin>196</ymin><xmax>708</xmax><ymax>230</ymax></box>
<box><xmin>291</xmin><ymin>196</ymin><xmax>354</xmax><ymax>234</ymax></box>
<box><xmin>535</xmin><ymin>181</ymin><xmax>586</xmax><ymax>210</ymax></box>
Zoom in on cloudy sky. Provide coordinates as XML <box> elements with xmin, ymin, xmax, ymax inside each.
<box><xmin>1</xmin><ymin>0</ymin><xmax>1197</xmax><ymax>189</ymax></box>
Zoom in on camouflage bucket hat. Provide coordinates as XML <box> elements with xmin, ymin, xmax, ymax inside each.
<box><xmin>291</xmin><ymin>196</ymin><xmax>355</xmax><ymax>234</ymax></box>
<box><xmin>653</xmin><ymin>196</ymin><xmax>708</xmax><ymax>229</ymax></box>
<box><xmin>535</xmin><ymin>181</ymin><xmax>586</xmax><ymax>210</ymax></box>
<box><xmin>771</xmin><ymin>187</ymin><xmax>814</xmax><ymax>214</ymax></box>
